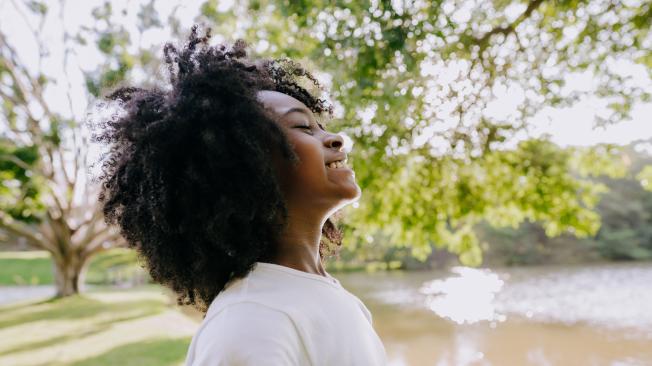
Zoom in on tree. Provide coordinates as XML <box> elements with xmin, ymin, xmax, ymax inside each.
<box><xmin>196</xmin><ymin>0</ymin><xmax>650</xmax><ymax>264</ymax></box>
<box><xmin>0</xmin><ymin>0</ymin><xmax>168</xmax><ymax>296</ymax></box>
<box><xmin>477</xmin><ymin>144</ymin><xmax>652</xmax><ymax>265</ymax></box>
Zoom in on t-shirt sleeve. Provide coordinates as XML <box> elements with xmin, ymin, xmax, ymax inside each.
<box><xmin>189</xmin><ymin>302</ymin><xmax>311</xmax><ymax>366</ymax></box>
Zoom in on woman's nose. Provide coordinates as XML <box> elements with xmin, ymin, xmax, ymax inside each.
<box><xmin>325</xmin><ymin>132</ymin><xmax>344</xmax><ymax>151</ymax></box>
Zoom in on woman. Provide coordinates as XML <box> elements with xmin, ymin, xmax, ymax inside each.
<box><xmin>94</xmin><ymin>25</ymin><xmax>387</xmax><ymax>365</ymax></box>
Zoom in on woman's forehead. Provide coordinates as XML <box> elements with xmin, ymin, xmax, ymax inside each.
<box><xmin>257</xmin><ymin>90</ymin><xmax>309</xmax><ymax>115</ymax></box>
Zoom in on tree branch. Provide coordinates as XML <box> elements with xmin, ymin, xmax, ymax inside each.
<box><xmin>78</xmin><ymin>219</ymin><xmax>109</xmax><ymax>251</ymax></box>
<box><xmin>81</xmin><ymin>230</ymin><xmax>123</xmax><ymax>259</ymax></box>
<box><xmin>74</xmin><ymin>206</ymin><xmax>103</xmax><ymax>235</ymax></box>
<box><xmin>475</xmin><ymin>0</ymin><xmax>546</xmax><ymax>46</ymax></box>
<box><xmin>43</xmin><ymin>180</ymin><xmax>70</xmax><ymax>219</ymax></box>
<box><xmin>0</xmin><ymin>211</ymin><xmax>52</xmax><ymax>250</ymax></box>
<box><xmin>0</xmin><ymin>153</ymin><xmax>34</xmax><ymax>172</ymax></box>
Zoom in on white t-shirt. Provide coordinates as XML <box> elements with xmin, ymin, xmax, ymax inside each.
<box><xmin>184</xmin><ymin>261</ymin><xmax>388</xmax><ymax>365</ymax></box>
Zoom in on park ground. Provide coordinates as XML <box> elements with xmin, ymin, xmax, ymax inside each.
<box><xmin>0</xmin><ymin>250</ymin><xmax>202</xmax><ymax>366</ymax></box>
<box><xmin>0</xmin><ymin>285</ymin><xmax>200</xmax><ymax>366</ymax></box>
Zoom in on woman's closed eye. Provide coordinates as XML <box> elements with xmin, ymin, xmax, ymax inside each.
<box><xmin>294</xmin><ymin>121</ymin><xmax>326</xmax><ymax>134</ymax></box>
<box><xmin>296</xmin><ymin>124</ymin><xmax>313</xmax><ymax>133</ymax></box>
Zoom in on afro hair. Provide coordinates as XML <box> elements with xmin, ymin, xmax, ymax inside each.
<box><xmin>92</xmin><ymin>25</ymin><xmax>343</xmax><ymax>313</ymax></box>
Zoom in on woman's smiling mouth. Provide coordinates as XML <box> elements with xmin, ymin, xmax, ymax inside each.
<box><xmin>326</xmin><ymin>159</ymin><xmax>348</xmax><ymax>169</ymax></box>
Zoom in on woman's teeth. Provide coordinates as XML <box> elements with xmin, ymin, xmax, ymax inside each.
<box><xmin>327</xmin><ymin>160</ymin><xmax>346</xmax><ymax>169</ymax></box>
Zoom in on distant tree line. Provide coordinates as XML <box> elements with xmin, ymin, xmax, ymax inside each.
<box><xmin>479</xmin><ymin>144</ymin><xmax>652</xmax><ymax>265</ymax></box>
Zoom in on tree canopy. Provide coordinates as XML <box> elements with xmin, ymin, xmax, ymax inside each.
<box><xmin>200</xmin><ymin>0</ymin><xmax>648</xmax><ymax>263</ymax></box>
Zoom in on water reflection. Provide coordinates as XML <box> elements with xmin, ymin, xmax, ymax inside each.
<box><xmin>363</xmin><ymin>263</ymin><xmax>652</xmax><ymax>332</ymax></box>
<box><xmin>495</xmin><ymin>265</ymin><xmax>652</xmax><ymax>333</ymax></box>
<box><xmin>419</xmin><ymin>266</ymin><xmax>505</xmax><ymax>324</ymax></box>
<box><xmin>336</xmin><ymin>263</ymin><xmax>652</xmax><ymax>365</ymax></box>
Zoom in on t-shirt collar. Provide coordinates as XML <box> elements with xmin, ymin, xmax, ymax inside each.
<box><xmin>254</xmin><ymin>261</ymin><xmax>341</xmax><ymax>287</ymax></box>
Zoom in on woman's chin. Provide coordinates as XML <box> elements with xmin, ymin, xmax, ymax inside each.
<box><xmin>339</xmin><ymin>183</ymin><xmax>362</xmax><ymax>202</ymax></box>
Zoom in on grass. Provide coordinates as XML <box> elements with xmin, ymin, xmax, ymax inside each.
<box><xmin>69</xmin><ymin>338</ymin><xmax>193</xmax><ymax>366</ymax></box>
<box><xmin>0</xmin><ymin>251</ymin><xmax>53</xmax><ymax>285</ymax></box>
<box><xmin>0</xmin><ymin>249</ymin><xmax>147</xmax><ymax>286</ymax></box>
<box><xmin>84</xmin><ymin>249</ymin><xmax>146</xmax><ymax>285</ymax></box>
<box><xmin>0</xmin><ymin>286</ymin><xmax>198</xmax><ymax>366</ymax></box>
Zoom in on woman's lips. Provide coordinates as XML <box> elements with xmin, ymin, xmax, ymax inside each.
<box><xmin>326</xmin><ymin>163</ymin><xmax>354</xmax><ymax>175</ymax></box>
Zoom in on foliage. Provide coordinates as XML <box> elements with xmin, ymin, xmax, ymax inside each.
<box><xmin>480</xmin><ymin>145</ymin><xmax>652</xmax><ymax>265</ymax></box>
<box><xmin>195</xmin><ymin>0</ymin><xmax>648</xmax><ymax>264</ymax></box>
<box><xmin>592</xmin><ymin>174</ymin><xmax>652</xmax><ymax>260</ymax></box>
<box><xmin>0</xmin><ymin>139</ymin><xmax>45</xmax><ymax>224</ymax></box>
<box><xmin>637</xmin><ymin>165</ymin><xmax>652</xmax><ymax>191</ymax></box>
<box><xmin>330</xmin><ymin>144</ymin><xmax>652</xmax><ymax>267</ymax></box>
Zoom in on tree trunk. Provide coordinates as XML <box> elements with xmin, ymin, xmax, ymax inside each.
<box><xmin>53</xmin><ymin>254</ymin><xmax>90</xmax><ymax>297</ymax></box>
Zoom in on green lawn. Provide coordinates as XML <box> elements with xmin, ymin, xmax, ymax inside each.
<box><xmin>0</xmin><ymin>251</ymin><xmax>53</xmax><ymax>285</ymax></box>
<box><xmin>0</xmin><ymin>286</ymin><xmax>198</xmax><ymax>366</ymax></box>
<box><xmin>0</xmin><ymin>249</ymin><xmax>146</xmax><ymax>286</ymax></box>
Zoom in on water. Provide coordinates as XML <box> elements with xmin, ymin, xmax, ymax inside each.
<box><xmin>336</xmin><ymin>262</ymin><xmax>652</xmax><ymax>366</ymax></box>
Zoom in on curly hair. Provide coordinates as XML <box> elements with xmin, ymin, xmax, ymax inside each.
<box><xmin>91</xmin><ymin>25</ymin><xmax>344</xmax><ymax>313</ymax></box>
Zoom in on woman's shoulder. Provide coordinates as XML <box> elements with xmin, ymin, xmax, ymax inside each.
<box><xmin>187</xmin><ymin>301</ymin><xmax>312</xmax><ymax>365</ymax></box>
<box><xmin>202</xmin><ymin>301</ymin><xmax>300</xmax><ymax>336</ymax></box>
<box><xmin>202</xmin><ymin>299</ymin><xmax>294</xmax><ymax>327</ymax></box>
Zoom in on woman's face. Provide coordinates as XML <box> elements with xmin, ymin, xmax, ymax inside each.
<box><xmin>257</xmin><ymin>90</ymin><xmax>361</xmax><ymax>214</ymax></box>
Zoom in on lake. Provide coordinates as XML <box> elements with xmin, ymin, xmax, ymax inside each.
<box><xmin>336</xmin><ymin>262</ymin><xmax>652</xmax><ymax>366</ymax></box>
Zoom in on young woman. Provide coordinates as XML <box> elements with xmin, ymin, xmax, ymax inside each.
<box><xmin>94</xmin><ymin>26</ymin><xmax>387</xmax><ymax>365</ymax></box>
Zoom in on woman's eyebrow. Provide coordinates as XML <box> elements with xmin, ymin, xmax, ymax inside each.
<box><xmin>282</xmin><ymin>107</ymin><xmax>313</xmax><ymax>118</ymax></box>
<box><xmin>283</xmin><ymin>107</ymin><xmax>326</xmax><ymax>131</ymax></box>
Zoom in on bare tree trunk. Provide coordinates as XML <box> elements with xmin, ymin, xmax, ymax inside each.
<box><xmin>52</xmin><ymin>254</ymin><xmax>90</xmax><ymax>297</ymax></box>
